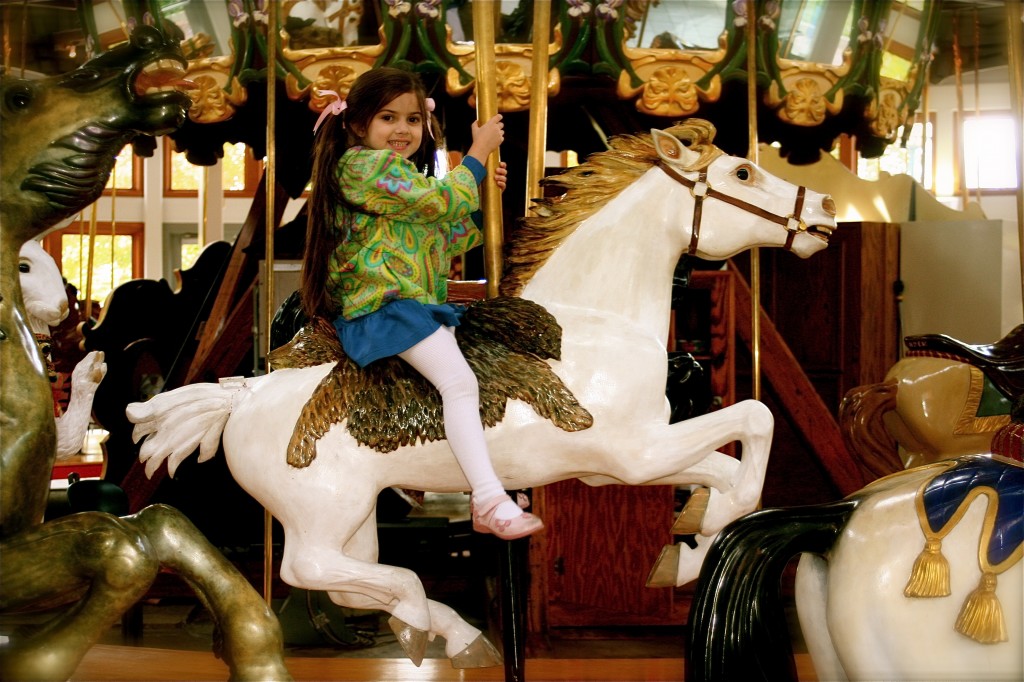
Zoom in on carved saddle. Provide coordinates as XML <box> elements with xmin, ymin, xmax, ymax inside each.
<box><xmin>905</xmin><ymin>323</ymin><xmax>1024</xmax><ymax>399</ymax></box>
<box><xmin>268</xmin><ymin>296</ymin><xmax>594</xmax><ymax>466</ymax></box>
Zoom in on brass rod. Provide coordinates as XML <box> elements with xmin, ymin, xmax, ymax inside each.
<box><xmin>472</xmin><ymin>0</ymin><xmax>504</xmax><ymax>299</ymax></box>
<box><xmin>263</xmin><ymin>0</ymin><xmax>279</xmax><ymax>606</ymax></box>
<box><xmin>525</xmin><ymin>1</ymin><xmax>552</xmax><ymax>213</ymax></box>
<box><xmin>746</xmin><ymin>0</ymin><xmax>761</xmax><ymax>401</ymax></box>
<box><xmin>1007</xmin><ymin>0</ymin><xmax>1024</xmax><ymax>314</ymax></box>
<box><xmin>84</xmin><ymin>202</ymin><xmax>98</xmax><ymax>321</ymax></box>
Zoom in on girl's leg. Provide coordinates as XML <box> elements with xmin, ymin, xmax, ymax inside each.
<box><xmin>399</xmin><ymin>327</ymin><xmax>534</xmax><ymax>526</ymax></box>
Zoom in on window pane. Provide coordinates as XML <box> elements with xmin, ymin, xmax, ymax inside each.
<box><xmin>105</xmin><ymin>147</ymin><xmax>136</xmax><ymax>190</ymax></box>
<box><xmin>170</xmin><ymin>143</ymin><xmax>252</xmax><ymax>192</ymax></box>
<box><xmin>180</xmin><ymin>234</ymin><xmax>201</xmax><ymax>271</ymax></box>
<box><xmin>858</xmin><ymin>120</ymin><xmax>932</xmax><ymax>189</ymax></box>
<box><xmin>222</xmin><ymin>143</ymin><xmax>248</xmax><ymax>191</ymax></box>
<box><xmin>169</xmin><ymin>149</ymin><xmax>201</xmax><ymax>191</ymax></box>
<box><xmin>61</xmin><ymin>234</ymin><xmax>135</xmax><ymax>304</ymax></box>
<box><xmin>963</xmin><ymin>115</ymin><xmax>1018</xmax><ymax>191</ymax></box>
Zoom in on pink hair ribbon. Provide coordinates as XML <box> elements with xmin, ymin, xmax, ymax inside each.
<box><xmin>314</xmin><ymin>89</ymin><xmax>347</xmax><ymax>134</ymax></box>
<box><xmin>425</xmin><ymin>97</ymin><xmax>436</xmax><ymax>140</ymax></box>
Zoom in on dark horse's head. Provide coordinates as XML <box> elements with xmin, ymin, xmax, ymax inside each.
<box><xmin>0</xmin><ymin>25</ymin><xmax>191</xmax><ymax>245</ymax></box>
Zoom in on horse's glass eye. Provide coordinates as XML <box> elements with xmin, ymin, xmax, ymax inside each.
<box><xmin>736</xmin><ymin>165</ymin><xmax>753</xmax><ymax>182</ymax></box>
<box><xmin>19</xmin><ymin>262</ymin><xmax>30</xmax><ymax>273</ymax></box>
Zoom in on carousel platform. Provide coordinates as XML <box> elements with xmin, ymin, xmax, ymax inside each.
<box><xmin>69</xmin><ymin>645</ymin><xmax>819</xmax><ymax>681</ymax></box>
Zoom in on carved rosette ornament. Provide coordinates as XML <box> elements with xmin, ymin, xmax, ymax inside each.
<box><xmin>617</xmin><ymin>50</ymin><xmax>725</xmax><ymax>118</ymax></box>
<box><xmin>185</xmin><ymin>64</ymin><xmax>247</xmax><ymax>124</ymax></box>
<box><xmin>445</xmin><ymin>38</ymin><xmax>562</xmax><ymax>114</ymax></box>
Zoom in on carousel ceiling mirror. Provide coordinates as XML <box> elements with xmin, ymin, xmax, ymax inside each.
<box><xmin>623</xmin><ymin>0</ymin><xmax>728</xmax><ymax>51</ymax></box>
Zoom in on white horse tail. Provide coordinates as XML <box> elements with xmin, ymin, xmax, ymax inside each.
<box><xmin>127</xmin><ymin>381</ymin><xmax>243</xmax><ymax>478</ymax></box>
<box><xmin>686</xmin><ymin>499</ymin><xmax>860</xmax><ymax>682</ymax></box>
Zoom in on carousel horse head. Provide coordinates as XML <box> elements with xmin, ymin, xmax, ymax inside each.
<box><xmin>20</xmin><ymin>239</ymin><xmax>68</xmax><ymax>335</ymax></box>
<box><xmin>0</xmin><ymin>24</ymin><xmax>191</xmax><ymax>245</ymax></box>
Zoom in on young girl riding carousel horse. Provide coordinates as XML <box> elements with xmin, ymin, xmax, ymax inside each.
<box><xmin>301</xmin><ymin>67</ymin><xmax>543</xmax><ymax>540</ymax></box>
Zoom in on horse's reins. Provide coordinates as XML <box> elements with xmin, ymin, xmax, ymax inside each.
<box><xmin>657</xmin><ymin>160</ymin><xmax>809</xmax><ymax>255</ymax></box>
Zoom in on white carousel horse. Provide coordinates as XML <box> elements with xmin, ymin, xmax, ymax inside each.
<box><xmin>127</xmin><ymin>120</ymin><xmax>837</xmax><ymax>667</ymax></box>
<box><xmin>20</xmin><ymin>239</ymin><xmax>107</xmax><ymax>460</ymax></box>
<box><xmin>687</xmin><ymin>454</ymin><xmax>1022</xmax><ymax>682</ymax></box>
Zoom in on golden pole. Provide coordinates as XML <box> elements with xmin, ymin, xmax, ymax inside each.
<box><xmin>1006</xmin><ymin>0</ymin><xmax>1024</xmax><ymax>314</ymax></box>
<box><xmin>84</xmin><ymin>203</ymin><xmax>98</xmax><ymax>321</ymax></box>
<box><xmin>263</xmin><ymin>0</ymin><xmax>279</xmax><ymax>605</ymax></box>
<box><xmin>472</xmin><ymin>0</ymin><xmax>503</xmax><ymax>299</ymax></box>
<box><xmin>525</xmin><ymin>0</ymin><xmax>551</xmax><ymax>212</ymax></box>
<box><xmin>199</xmin><ymin>166</ymin><xmax>209</xmax><ymax>247</ymax></box>
<box><xmin>746</xmin><ymin>0</ymin><xmax>761</xmax><ymax>401</ymax></box>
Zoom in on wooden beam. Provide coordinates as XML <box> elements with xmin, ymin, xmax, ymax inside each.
<box><xmin>729</xmin><ymin>262</ymin><xmax>866</xmax><ymax>495</ymax></box>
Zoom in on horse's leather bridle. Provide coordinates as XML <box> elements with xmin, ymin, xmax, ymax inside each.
<box><xmin>657</xmin><ymin>160</ymin><xmax>809</xmax><ymax>256</ymax></box>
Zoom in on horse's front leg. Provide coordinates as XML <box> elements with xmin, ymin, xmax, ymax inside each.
<box><xmin>54</xmin><ymin>351</ymin><xmax>106</xmax><ymax>459</ymax></box>
<box><xmin>126</xmin><ymin>504</ymin><xmax>291</xmax><ymax>681</ymax></box>
<box><xmin>0</xmin><ymin>513</ymin><xmax>158</xmax><ymax>681</ymax></box>
<box><xmin>583</xmin><ymin>400</ymin><xmax>774</xmax><ymax>586</ymax></box>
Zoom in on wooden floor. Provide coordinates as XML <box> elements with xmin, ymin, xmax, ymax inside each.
<box><xmin>72</xmin><ymin>645</ymin><xmax>819</xmax><ymax>681</ymax></box>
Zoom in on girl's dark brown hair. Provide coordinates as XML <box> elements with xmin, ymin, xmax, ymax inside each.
<box><xmin>300</xmin><ymin>67</ymin><xmax>440</xmax><ymax>319</ymax></box>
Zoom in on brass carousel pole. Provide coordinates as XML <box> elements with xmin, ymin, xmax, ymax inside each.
<box><xmin>263</xmin><ymin>0</ymin><xmax>278</xmax><ymax>605</ymax></box>
<box><xmin>525</xmin><ymin>1</ymin><xmax>551</xmax><ymax>210</ymax></box>
<box><xmin>746</xmin><ymin>0</ymin><xmax>761</xmax><ymax>400</ymax></box>
<box><xmin>472</xmin><ymin>7</ymin><xmax>525</xmax><ymax>681</ymax></box>
<box><xmin>1007</xmin><ymin>0</ymin><xmax>1024</xmax><ymax>312</ymax></box>
<box><xmin>472</xmin><ymin>0</ymin><xmax>503</xmax><ymax>299</ymax></box>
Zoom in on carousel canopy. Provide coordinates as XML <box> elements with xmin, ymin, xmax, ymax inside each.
<box><xmin>1</xmin><ymin>1</ymin><xmax>1012</xmax><ymax>183</ymax></box>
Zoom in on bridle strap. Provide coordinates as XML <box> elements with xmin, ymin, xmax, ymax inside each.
<box><xmin>657</xmin><ymin>161</ymin><xmax>810</xmax><ymax>254</ymax></box>
<box><xmin>687</xmin><ymin>170</ymin><xmax>708</xmax><ymax>256</ymax></box>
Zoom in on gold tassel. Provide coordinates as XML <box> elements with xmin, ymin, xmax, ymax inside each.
<box><xmin>955</xmin><ymin>572</ymin><xmax>1008</xmax><ymax>643</ymax></box>
<box><xmin>904</xmin><ymin>538</ymin><xmax>951</xmax><ymax>597</ymax></box>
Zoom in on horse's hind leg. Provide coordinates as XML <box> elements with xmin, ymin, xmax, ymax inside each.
<box><xmin>127</xmin><ymin>504</ymin><xmax>290</xmax><ymax>681</ymax></box>
<box><xmin>0</xmin><ymin>513</ymin><xmax>158</xmax><ymax>681</ymax></box>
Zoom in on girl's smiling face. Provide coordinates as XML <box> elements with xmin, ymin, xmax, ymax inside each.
<box><xmin>354</xmin><ymin>92</ymin><xmax>423</xmax><ymax>159</ymax></box>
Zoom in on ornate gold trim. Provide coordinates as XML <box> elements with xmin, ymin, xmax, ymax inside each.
<box><xmin>444</xmin><ymin>27</ymin><xmax>562</xmax><ymax>113</ymax></box>
<box><xmin>617</xmin><ymin>43</ymin><xmax>727</xmax><ymax>117</ymax></box>
<box><xmin>185</xmin><ymin>55</ymin><xmax>247</xmax><ymax>124</ymax></box>
<box><xmin>764</xmin><ymin>57</ymin><xmax>849</xmax><ymax>127</ymax></box>
<box><xmin>281</xmin><ymin>30</ymin><xmax>384</xmax><ymax>106</ymax></box>
<box><xmin>953</xmin><ymin>366</ymin><xmax>1012</xmax><ymax>435</ymax></box>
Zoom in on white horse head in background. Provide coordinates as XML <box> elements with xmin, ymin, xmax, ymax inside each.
<box><xmin>20</xmin><ymin>239</ymin><xmax>68</xmax><ymax>335</ymax></box>
<box><xmin>19</xmin><ymin>239</ymin><xmax>106</xmax><ymax>460</ymax></box>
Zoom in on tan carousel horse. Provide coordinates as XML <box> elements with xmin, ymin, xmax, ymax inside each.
<box><xmin>840</xmin><ymin>325</ymin><xmax>1023</xmax><ymax>477</ymax></box>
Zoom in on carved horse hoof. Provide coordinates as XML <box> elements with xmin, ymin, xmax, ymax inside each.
<box><xmin>646</xmin><ymin>543</ymin><xmax>680</xmax><ymax>587</ymax></box>
<box><xmin>451</xmin><ymin>633</ymin><xmax>503</xmax><ymax>668</ymax></box>
<box><xmin>672</xmin><ymin>486</ymin><xmax>710</xmax><ymax>535</ymax></box>
<box><xmin>388</xmin><ymin>615</ymin><xmax>429</xmax><ymax>667</ymax></box>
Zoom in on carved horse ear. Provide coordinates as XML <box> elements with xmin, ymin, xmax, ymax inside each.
<box><xmin>652</xmin><ymin>128</ymin><xmax>700</xmax><ymax>168</ymax></box>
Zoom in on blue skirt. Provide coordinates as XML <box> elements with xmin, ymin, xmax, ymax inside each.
<box><xmin>333</xmin><ymin>299</ymin><xmax>465</xmax><ymax>367</ymax></box>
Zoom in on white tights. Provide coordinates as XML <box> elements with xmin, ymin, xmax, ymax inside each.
<box><xmin>399</xmin><ymin>327</ymin><xmax>521</xmax><ymax>520</ymax></box>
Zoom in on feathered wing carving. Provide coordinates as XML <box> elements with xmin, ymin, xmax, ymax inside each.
<box><xmin>273</xmin><ymin>297</ymin><xmax>593</xmax><ymax>467</ymax></box>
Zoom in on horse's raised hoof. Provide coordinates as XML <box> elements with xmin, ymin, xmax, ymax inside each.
<box><xmin>388</xmin><ymin>615</ymin><xmax>429</xmax><ymax>667</ymax></box>
<box><xmin>646</xmin><ymin>543</ymin><xmax>680</xmax><ymax>588</ymax></box>
<box><xmin>672</xmin><ymin>486</ymin><xmax>710</xmax><ymax>535</ymax></box>
<box><xmin>451</xmin><ymin>633</ymin><xmax>503</xmax><ymax>669</ymax></box>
